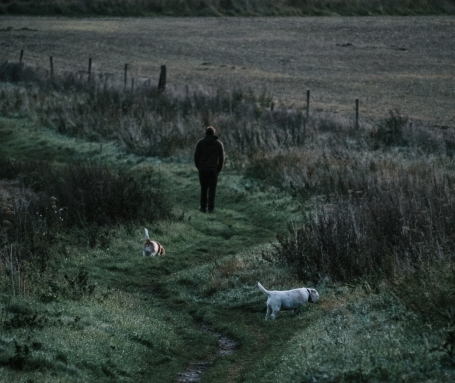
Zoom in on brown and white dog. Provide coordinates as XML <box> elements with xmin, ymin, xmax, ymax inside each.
<box><xmin>258</xmin><ymin>282</ymin><xmax>319</xmax><ymax>320</ymax></box>
<box><xmin>143</xmin><ymin>228</ymin><xmax>165</xmax><ymax>257</ymax></box>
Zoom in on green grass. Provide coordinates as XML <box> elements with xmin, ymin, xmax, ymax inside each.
<box><xmin>1</xmin><ymin>116</ymin><xmax>455</xmax><ymax>382</ymax></box>
<box><xmin>0</xmin><ymin>293</ymin><xmax>215</xmax><ymax>382</ymax></box>
<box><xmin>0</xmin><ymin>117</ymin><xmax>142</xmax><ymax>165</ymax></box>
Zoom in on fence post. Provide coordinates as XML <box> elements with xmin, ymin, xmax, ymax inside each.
<box><xmin>158</xmin><ymin>65</ymin><xmax>166</xmax><ymax>91</ymax></box>
<box><xmin>10</xmin><ymin>245</ymin><xmax>15</xmax><ymax>297</ymax></box>
<box><xmin>88</xmin><ymin>58</ymin><xmax>92</xmax><ymax>83</ymax></box>
<box><xmin>124</xmin><ymin>64</ymin><xmax>128</xmax><ymax>89</ymax></box>
<box><xmin>306</xmin><ymin>90</ymin><xmax>310</xmax><ymax>120</ymax></box>
<box><xmin>49</xmin><ymin>56</ymin><xmax>54</xmax><ymax>77</ymax></box>
<box><xmin>355</xmin><ymin>99</ymin><xmax>359</xmax><ymax>129</ymax></box>
<box><xmin>19</xmin><ymin>50</ymin><xmax>24</xmax><ymax>62</ymax></box>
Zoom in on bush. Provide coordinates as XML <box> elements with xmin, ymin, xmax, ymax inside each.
<box><xmin>275</xmin><ymin>166</ymin><xmax>455</xmax><ymax>283</ymax></box>
<box><xmin>48</xmin><ymin>163</ymin><xmax>172</xmax><ymax>227</ymax></box>
<box><xmin>0</xmin><ymin>158</ymin><xmax>172</xmax><ymax>228</ymax></box>
<box><xmin>371</xmin><ymin>109</ymin><xmax>409</xmax><ymax>147</ymax></box>
<box><xmin>0</xmin><ymin>61</ymin><xmax>37</xmax><ymax>83</ymax></box>
<box><xmin>0</xmin><ymin>157</ymin><xmax>172</xmax><ymax>280</ymax></box>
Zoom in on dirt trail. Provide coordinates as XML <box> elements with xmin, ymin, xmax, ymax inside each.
<box><xmin>176</xmin><ymin>323</ymin><xmax>239</xmax><ymax>383</ymax></box>
<box><xmin>146</xmin><ymin>165</ymin><xmax>282</xmax><ymax>383</ymax></box>
<box><xmin>144</xmin><ymin>284</ymin><xmax>242</xmax><ymax>382</ymax></box>
<box><xmin>220</xmin><ymin>324</ymin><xmax>269</xmax><ymax>383</ymax></box>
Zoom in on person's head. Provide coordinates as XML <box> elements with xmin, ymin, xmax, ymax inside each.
<box><xmin>206</xmin><ymin>126</ymin><xmax>216</xmax><ymax>136</ymax></box>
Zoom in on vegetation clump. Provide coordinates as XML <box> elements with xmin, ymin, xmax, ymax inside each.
<box><xmin>276</xmin><ymin>165</ymin><xmax>455</xmax><ymax>282</ymax></box>
<box><xmin>0</xmin><ymin>157</ymin><xmax>171</xmax><ymax>301</ymax></box>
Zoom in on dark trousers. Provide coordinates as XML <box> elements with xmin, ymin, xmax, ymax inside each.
<box><xmin>198</xmin><ymin>170</ymin><xmax>218</xmax><ymax>212</ymax></box>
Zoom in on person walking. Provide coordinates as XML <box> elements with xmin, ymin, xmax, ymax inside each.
<box><xmin>194</xmin><ymin>126</ymin><xmax>225</xmax><ymax>213</ymax></box>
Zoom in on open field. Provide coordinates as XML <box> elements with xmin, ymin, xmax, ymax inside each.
<box><xmin>1</xmin><ymin>15</ymin><xmax>455</xmax><ymax>125</ymax></box>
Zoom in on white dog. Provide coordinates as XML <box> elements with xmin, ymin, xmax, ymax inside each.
<box><xmin>142</xmin><ymin>228</ymin><xmax>165</xmax><ymax>257</ymax></box>
<box><xmin>258</xmin><ymin>282</ymin><xmax>319</xmax><ymax>320</ymax></box>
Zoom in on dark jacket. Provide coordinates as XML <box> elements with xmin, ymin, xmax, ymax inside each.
<box><xmin>194</xmin><ymin>134</ymin><xmax>225</xmax><ymax>173</ymax></box>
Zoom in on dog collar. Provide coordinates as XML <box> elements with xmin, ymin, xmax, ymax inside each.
<box><xmin>307</xmin><ymin>288</ymin><xmax>313</xmax><ymax>303</ymax></box>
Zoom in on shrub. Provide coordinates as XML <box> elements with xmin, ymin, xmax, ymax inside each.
<box><xmin>0</xmin><ymin>158</ymin><xmax>172</xmax><ymax>228</ymax></box>
<box><xmin>7</xmin><ymin>340</ymin><xmax>30</xmax><ymax>370</ymax></box>
<box><xmin>48</xmin><ymin>163</ymin><xmax>172</xmax><ymax>227</ymax></box>
<box><xmin>0</xmin><ymin>157</ymin><xmax>172</xmax><ymax>284</ymax></box>
<box><xmin>275</xmin><ymin>166</ymin><xmax>455</xmax><ymax>283</ymax></box>
<box><xmin>0</xmin><ymin>61</ymin><xmax>37</xmax><ymax>83</ymax></box>
<box><xmin>371</xmin><ymin>109</ymin><xmax>409</xmax><ymax>147</ymax></box>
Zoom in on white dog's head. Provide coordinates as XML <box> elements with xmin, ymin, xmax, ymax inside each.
<box><xmin>307</xmin><ymin>288</ymin><xmax>320</xmax><ymax>303</ymax></box>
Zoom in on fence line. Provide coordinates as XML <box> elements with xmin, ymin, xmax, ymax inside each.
<box><xmin>11</xmin><ymin>50</ymin><xmax>164</xmax><ymax>90</ymax></box>
<box><xmin>11</xmin><ymin>50</ymin><xmax>363</xmax><ymax>124</ymax></box>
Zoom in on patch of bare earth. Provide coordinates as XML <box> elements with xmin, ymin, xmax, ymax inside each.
<box><xmin>222</xmin><ymin>324</ymin><xmax>269</xmax><ymax>383</ymax></box>
<box><xmin>176</xmin><ymin>323</ymin><xmax>239</xmax><ymax>383</ymax></box>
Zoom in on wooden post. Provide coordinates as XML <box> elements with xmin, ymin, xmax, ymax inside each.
<box><xmin>303</xmin><ymin>118</ymin><xmax>306</xmax><ymax>142</ymax></box>
<box><xmin>19</xmin><ymin>50</ymin><xmax>24</xmax><ymax>62</ymax></box>
<box><xmin>355</xmin><ymin>99</ymin><xmax>359</xmax><ymax>129</ymax></box>
<box><xmin>88</xmin><ymin>58</ymin><xmax>92</xmax><ymax>82</ymax></box>
<box><xmin>158</xmin><ymin>65</ymin><xmax>166</xmax><ymax>91</ymax></box>
<box><xmin>10</xmin><ymin>245</ymin><xmax>14</xmax><ymax>297</ymax></box>
<box><xmin>124</xmin><ymin>63</ymin><xmax>128</xmax><ymax>89</ymax></box>
<box><xmin>306</xmin><ymin>90</ymin><xmax>310</xmax><ymax>120</ymax></box>
<box><xmin>49</xmin><ymin>56</ymin><xmax>54</xmax><ymax>77</ymax></box>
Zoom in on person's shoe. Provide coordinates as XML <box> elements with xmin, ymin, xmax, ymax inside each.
<box><xmin>199</xmin><ymin>207</ymin><xmax>207</xmax><ymax>213</ymax></box>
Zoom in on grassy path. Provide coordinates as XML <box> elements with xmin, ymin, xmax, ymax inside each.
<box><xmin>130</xmin><ymin>161</ymin><xmax>314</xmax><ymax>383</ymax></box>
<box><xmin>0</xmin><ymin>117</ymin><xmax>310</xmax><ymax>382</ymax></box>
<box><xmin>123</xmin><ymin>162</ymin><xmax>289</xmax><ymax>381</ymax></box>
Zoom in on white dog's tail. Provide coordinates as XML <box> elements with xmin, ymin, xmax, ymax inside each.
<box><xmin>258</xmin><ymin>282</ymin><xmax>270</xmax><ymax>296</ymax></box>
<box><xmin>144</xmin><ymin>228</ymin><xmax>150</xmax><ymax>240</ymax></box>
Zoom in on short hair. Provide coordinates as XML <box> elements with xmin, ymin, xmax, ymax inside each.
<box><xmin>206</xmin><ymin>126</ymin><xmax>216</xmax><ymax>136</ymax></box>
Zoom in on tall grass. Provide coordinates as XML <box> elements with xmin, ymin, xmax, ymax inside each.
<box><xmin>0</xmin><ymin>0</ymin><xmax>453</xmax><ymax>16</ymax></box>
<box><xmin>2</xmin><ymin>57</ymin><xmax>455</xmax><ymax>286</ymax></box>
<box><xmin>0</xmin><ymin>63</ymin><xmax>306</xmax><ymax>160</ymax></box>
<box><xmin>276</xmin><ymin>164</ymin><xmax>455</xmax><ymax>282</ymax></box>
<box><xmin>0</xmin><ymin>158</ymin><xmax>172</xmax><ymax>298</ymax></box>
<box><xmin>0</xmin><ymin>158</ymin><xmax>172</xmax><ymax>229</ymax></box>
<box><xmin>260</xmin><ymin>111</ymin><xmax>455</xmax><ymax>282</ymax></box>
